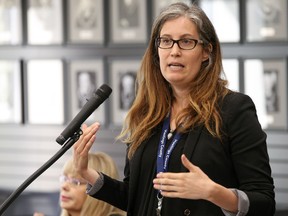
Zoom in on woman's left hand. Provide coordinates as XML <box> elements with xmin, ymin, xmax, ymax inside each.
<box><xmin>153</xmin><ymin>154</ymin><xmax>216</xmax><ymax>200</ymax></box>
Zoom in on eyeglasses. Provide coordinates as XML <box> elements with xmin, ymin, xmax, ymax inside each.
<box><xmin>59</xmin><ymin>175</ymin><xmax>87</xmax><ymax>186</ymax></box>
<box><xmin>156</xmin><ymin>37</ymin><xmax>203</xmax><ymax>50</ymax></box>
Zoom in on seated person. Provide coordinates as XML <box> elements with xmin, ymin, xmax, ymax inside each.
<box><xmin>34</xmin><ymin>152</ymin><xmax>125</xmax><ymax>216</ymax></box>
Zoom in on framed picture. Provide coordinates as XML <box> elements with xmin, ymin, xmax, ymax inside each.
<box><xmin>0</xmin><ymin>0</ymin><xmax>22</xmax><ymax>45</ymax></box>
<box><xmin>109</xmin><ymin>0</ymin><xmax>147</xmax><ymax>44</ymax></box>
<box><xmin>27</xmin><ymin>0</ymin><xmax>63</xmax><ymax>45</ymax></box>
<box><xmin>245</xmin><ymin>0</ymin><xmax>288</xmax><ymax>42</ymax></box>
<box><xmin>244</xmin><ymin>59</ymin><xmax>287</xmax><ymax>130</ymax></box>
<box><xmin>153</xmin><ymin>0</ymin><xmax>191</xmax><ymax>18</ymax></box>
<box><xmin>67</xmin><ymin>0</ymin><xmax>104</xmax><ymax>44</ymax></box>
<box><xmin>69</xmin><ymin>59</ymin><xmax>105</xmax><ymax>124</ymax></box>
<box><xmin>222</xmin><ymin>59</ymin><xmax>240</xmax><ymax>92</ymax></box>
<box><xmin>109</xmin><ymin>59</ymin><xmax>140</xmax><ymax>126</ymax></box>
<box><xmin>0</xmin><ymin>60</ymin><xmax>22</xmax><ymax>123</ymax></box>
<box><xmin>199</xmin><ymin>0</ymin><xmax>240</xmax><ymax>43</ymax></box>
<box><xmin>26</xmin><ymin>60</ymin><xmax>64</xmax><ymax>124</ymax></box>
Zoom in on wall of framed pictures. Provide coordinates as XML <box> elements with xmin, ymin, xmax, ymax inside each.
<box><xmin>0</xmin><ymin>0</ymin><xmax>288</xmax><ymax>211</ymax></box>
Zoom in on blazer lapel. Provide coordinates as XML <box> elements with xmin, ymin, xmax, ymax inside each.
<box><xmin>181</xmin><ymin>125</ymin><xmax>204</xmax><ymax>172</ymax></box>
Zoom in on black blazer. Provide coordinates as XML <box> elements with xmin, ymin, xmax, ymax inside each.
<box><xmin>93</xmin><ymin>92</ymin><xmax>275</xmax><ymax>216</ymax></box>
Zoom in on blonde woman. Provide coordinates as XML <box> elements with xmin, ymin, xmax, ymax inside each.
<box><xmin>34</xmin><ymin>152</ymin><xmax>125</xmax><ymax>216</ymax></box>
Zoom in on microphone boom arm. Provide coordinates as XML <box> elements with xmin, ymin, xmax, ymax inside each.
<box><xmin>0</xmin><ymin>84</ymin><xmax>112</xmax><ymax>214</ymax></box>
<box><xmin>0</xmin><ymin>129</ymin><xmax>82</xmax><ymax>215</ymax></box>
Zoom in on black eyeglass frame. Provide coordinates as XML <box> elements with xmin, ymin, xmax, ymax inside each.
<box><xmin>155</xmin><ymin>37</ymin><xmax>204</xmax><ymax>50</ymax></box>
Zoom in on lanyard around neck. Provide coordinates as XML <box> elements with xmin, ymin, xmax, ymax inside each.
<box><xmin>156</xmin><ymin>115</ymin><xmax>182</xmax><ymax>174</ymax></box>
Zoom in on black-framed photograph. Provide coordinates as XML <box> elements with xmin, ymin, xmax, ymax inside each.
<box><xmin>0</xmin><ymin>0</ymin><xmax>22</xmax><ymax>45</ymax></box>
<box><xmin>153</xmin><ymin>0</ymin><xmax>191</xmax><ymax>18</ymax></box>
<box><xmin>27</xmin><ymin>0</ymin><xmax>63</xmax><ymax>45</ymax></box>
<box><xmin>0</xmin><ymin>60</ymin><xmax>22</xmax><ymax>123</ymax></box>
<box><xmin>69</xmin><ymin>59</ymin><xmax>105</xmax><ymax>124</ymax></box>
<box><xmin>67</xmin><ymin>0</ymin><xmax>104</xmax><ymax>44</ymax></box>
<box><xmin>26</xmin><ymin>59</ymin><xmax>64</xmax><ymax>124</ymax></box>
<box><xmin>109</xmin><ymin>59</ymin><xmax>140</xmax><ymax>126</ymax></box>
<box><xmin>245</xmin><ymin>0</ymin><xmax>288</xmax><ymax>42</ymax></box>
<box><xmin>222</xmin><ymin>59</ymin><xmax>240</xmax><ymax>92</ymax></box>
<box><xmin>110</xmin><ymin>0</ymin><xmax>147</xmax><ymax>44</ymax></box>
<box><xmin>199</xmin><ymin>0</ymin><xmax>240</xmax><ymax>43</ymax></box>
<box><xmin>244</xmin><ymin>59</ymin><xmax>287</xmax><ymax>130</ymax></box>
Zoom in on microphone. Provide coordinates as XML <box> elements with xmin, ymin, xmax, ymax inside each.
<box><xmin>56</xmin><ymin>84</ymin><xmax>112</xmax><ymax>145</ymax></box>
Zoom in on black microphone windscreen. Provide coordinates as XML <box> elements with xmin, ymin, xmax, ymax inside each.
<box><xmin>56</xmin><ymin>84</ymin><xmax>112</xmax><ymax>145</ymax></box>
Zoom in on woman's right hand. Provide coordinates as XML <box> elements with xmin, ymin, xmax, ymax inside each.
<box><xmin>73</xmin><ymin>122</ymin><xmax>101</xmax><ymax>184</ymax></box>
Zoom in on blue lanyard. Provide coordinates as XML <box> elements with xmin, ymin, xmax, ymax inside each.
<box><xmin>156</xmin><ymin>115</ymin><xmax>182</xmax><ymax>174</ymax></box>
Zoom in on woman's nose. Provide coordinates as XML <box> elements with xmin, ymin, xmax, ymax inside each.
<box><xmin>170</xmin><ymin>42</ymin><xmax>181</xmax><ymax>56</ymax></box>
<box><xmin>60</xmin><ymin>181</ymin><xmax>70</xmax><ymax>190</ymax></box>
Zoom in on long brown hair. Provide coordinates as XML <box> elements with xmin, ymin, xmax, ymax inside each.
<box><xmin>118</xmin><ymin>2</ymin><xmax>229</xmax><ymax>159</ymax></box>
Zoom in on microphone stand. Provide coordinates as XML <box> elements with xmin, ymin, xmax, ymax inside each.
<box><xmin>0</xmin><ymin>128</ymin><xmax>83</xmax><ymax>215</ymax></box>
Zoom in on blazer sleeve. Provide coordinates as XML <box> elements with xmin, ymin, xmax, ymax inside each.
<box><xmin>222</xmin><ymin>92</ymin><xmax>275</xmax><ymax>216</ymax></box>
<box><xmin>90</xmin><ymin>153</ymin><xmax>131</xmax><ymax>211</ymax></box>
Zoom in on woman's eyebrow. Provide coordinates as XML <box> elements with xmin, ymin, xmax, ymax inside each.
<box><xmin>159</xmin><ymin>33</ymin><xmax>196</xmax><ymax>38</ymax></box>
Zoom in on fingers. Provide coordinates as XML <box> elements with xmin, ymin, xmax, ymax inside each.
<box><xmin>153</xmin><ymin>176</ymin><xmax>183</xmax><ymax>198</ymax></box>
<box><xmin>73</xmin><ymin>122</ymin><xmax>100</xmax><ymax>177</ymax></box>
<box><xmin>153</xmin><ymin>173</ymin><xmax>181</xmax><ymax>189</ymax></box>
<box><xmin>153</xmin><ymin>155</ymin><xmax>199</xmax><ymax>198</ymax></box>
<box><xmin>181</xmin><ymin>154</ymin><xmax>198</xmax><ymax>172</ymax></box>
<box><xmin>73</xmin><ymin>122</ymin><xmax>100</xmax><ymax>155</ymax></box>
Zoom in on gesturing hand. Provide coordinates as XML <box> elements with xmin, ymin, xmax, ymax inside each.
<box><xmin>153</xmin><ymin>154</ymin><xmax>216</xmax><ymax>200</ymax></box>
<box><xmin>73</xmin><ymin>122</ymin><xmax>100</xmax><ymax>178</ymax></box>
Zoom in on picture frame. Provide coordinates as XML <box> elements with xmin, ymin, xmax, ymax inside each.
<box><xmin>244</xmin><ymin>59</ymin><xmax>287</xmax><ymax>130</ymax></box>
<box><xmin>0</xmin><ymin>60</ymin><xmax>22</xmax><ymax>124</ymax></box>
<box><xmin>109</xmin><ymin>59</ymin><xmax>140</xmax><ymax>126</ymax></box>
<box><xmin>27</xmin><ymin>0</ymin><xmax>63</xmax><ymax>45</ymax></box>
<box><xmin>199</xmin><ymin>0</ymin><xmax>240</xmax><ymax>43</ymax></box>
<box><xmin>26</xmin><ymin>59</ymin><xmax>64</xmax><ymax>124</ymax></box>
<box><xmin>109</xmin><ymin>0</ymin><xmax>147</xmax><ymax>44</ymax></box>
<box><xmin>153</xmin><ymin>0</ymin><xmax>192</xmax><ymax>18</ymax></box>
<box><xmin>68</xmin><ymin>59</ymin><xmax>105</xmax><ymax>124</ymax></box>
<box><xmin>67</xmin><ymin>0</ymin><xmax>104</xmax><ymax>44</ymax></box>
<box><xmin>0</xmin><ymin>0</ymin><xmax>22</xmax><ymax>45</ymax></box>
<box><xmin>245</xmin><ymin>0</ymin><xmax>288</xmax><ymax>42</ymax></box>
<box><xmin>222</xmin><ymin>59</ymin><xmax>240</xmax><ymax>92</ymax></box>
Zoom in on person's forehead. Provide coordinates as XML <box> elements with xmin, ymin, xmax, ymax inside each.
<box><xmin>160</xmin><ymin>17</ymin><xmax>198</xmax><ymax>36</ymax></box>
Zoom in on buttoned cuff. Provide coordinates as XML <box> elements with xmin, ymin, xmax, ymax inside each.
<box><xmin>222</xmin><ymin>189</ymin><xmax>250</xmax><ymax>216</ymax></box>
<box><xmin>86</xmin><ymin>172</ymin><xmax>104</xmax><ymax>195</ymax></box>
